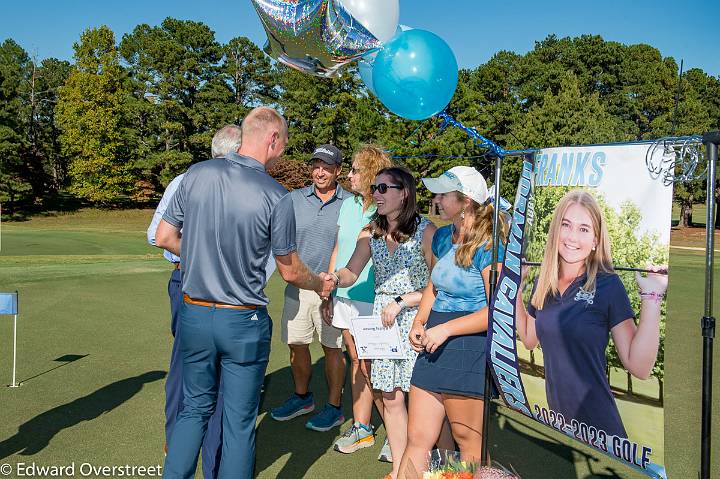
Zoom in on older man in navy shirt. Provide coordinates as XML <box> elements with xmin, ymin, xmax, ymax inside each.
<box><xmin>156</xmin><ymin>107</ymin><xmax>334</xmax><ymax>478</ymax></box>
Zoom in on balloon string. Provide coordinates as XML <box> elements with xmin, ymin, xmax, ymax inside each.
<box><xmin>435</xmin><ymin>110</ymin><xmax>507</xmax><ymax>157</ymax></box>
<box><xmin>391</xmin><ymin>154</ymin><xmax>491</xmax><ymax>160</ymax></box>
<box><xmin>432</xmin><ymin>111</ymin><xmax>512</xmax><ymax>211</ymax></box>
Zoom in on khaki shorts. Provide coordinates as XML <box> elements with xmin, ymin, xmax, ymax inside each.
<box><xmin>282</xmin><ymin>288</ymin><xmax>343</xmax><ymax>348</ymax></box>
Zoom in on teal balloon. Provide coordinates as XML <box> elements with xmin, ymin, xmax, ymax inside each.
<box><xmin>357</xmin><ymin>25</ymin><xmax>411</xmax><ymax>96</ymax></box>
<box><xmin>372</xmin><ymin>29</ymin><xmax>458</xmax><ymax>120</ymax></box>
<box><xmin>358</xmin><ymin>56</ymin><xmax>376</xmax><ymax>95</ymax></box>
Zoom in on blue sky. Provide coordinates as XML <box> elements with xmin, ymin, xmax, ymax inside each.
<box><xmin>2</xmin><ymin>0</ymin><xmax>718</xmax><ymax>77</ymax></box>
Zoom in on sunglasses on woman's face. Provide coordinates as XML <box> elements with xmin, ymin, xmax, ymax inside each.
<box><xmin>370</xmin><ymin>183</ymin><xmax>404</xmax><ymax>194</ymax></box>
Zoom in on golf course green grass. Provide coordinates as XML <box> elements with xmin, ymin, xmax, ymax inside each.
<box><xmin>0</xmin><ymin>208</ymin><xmax>717</xmax><ymax>478</ymax></box>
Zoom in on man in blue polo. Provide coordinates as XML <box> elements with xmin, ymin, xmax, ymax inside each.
<box><xmin>271</xmin><ymin>145</ymin><xmax>348</xmax><ymax>432</ymax></box>
<box><xmin>156</xmin><ymin>107</ymin><xmax>334</xmax><ymax>479</ymax></box>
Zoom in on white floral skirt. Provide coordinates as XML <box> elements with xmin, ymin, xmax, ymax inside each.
<box><xmin>370</xmin><ymin>295</ymin><xmax>418</xmax><ymax>393</ymax></box>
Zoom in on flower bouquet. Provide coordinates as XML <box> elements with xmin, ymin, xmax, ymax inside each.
<box><xmin>422</xmin><ymin>450</ymin><xmax>519</xmax><ymax>479</ymax></box>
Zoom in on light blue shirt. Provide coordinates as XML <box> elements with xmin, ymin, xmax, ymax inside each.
<box><xmin>147</xmin><ymin>174</ymin><xmax>185</xmax><ymax>263</ymax></box>
<box><xmin>430</xmin><ymin>225</ymin><xmax>505</xmax><ymax>313</ymax></box>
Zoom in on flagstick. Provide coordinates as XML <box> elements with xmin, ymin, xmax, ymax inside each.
<box><xmin>10</xmin><ymin>313</ymin><xmax>18</xmax><ymax>388</ymax></box>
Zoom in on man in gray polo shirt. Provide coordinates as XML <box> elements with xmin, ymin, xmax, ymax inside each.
<box><xmin>146</xmin><ymin>124</ymin><xmax>244</xmax><ymax>479</ymax></box>
<box><xmin>156</xmin><ymin>107</ymin><xmax>334</xmax><ymax>479</ymax></box>
<box><xmin>270</xmin><ymin>144</ymin><xmax>348</xmax><ymax>432</ymax></box>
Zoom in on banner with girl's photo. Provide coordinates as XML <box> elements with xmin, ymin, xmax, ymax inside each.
<box><xmin>488</xmin><ymin>144</ymin><xmax>671</xmax><ymax>479</ymax></box>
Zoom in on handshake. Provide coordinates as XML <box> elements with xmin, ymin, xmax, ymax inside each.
<box><xmin>316</xmin><ymin>271</ymin><xmax>340</xmax><ymax>300</ymax></box>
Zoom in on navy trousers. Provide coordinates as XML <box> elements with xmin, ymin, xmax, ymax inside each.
<box><xmin>165</xmin><ymin>268</ymin><xmax>223</xmax><ymax>478</ymax></box>
<box><xmin>163</xmin><ymin>302</ymin><xmax>271</xmax><ymax>479</ymax></box>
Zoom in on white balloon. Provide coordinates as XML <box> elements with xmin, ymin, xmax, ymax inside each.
<box><xmin>338</xmin><ymin>0</ymin><xmax>400</xmax><ymax>43</ymax></box>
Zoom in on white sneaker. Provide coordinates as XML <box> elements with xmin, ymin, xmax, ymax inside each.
<box><xmin>333</xmin><ymin>422</ymin><xmax>375</xmax><ymax>453</ymax></box>
<box><xmin>378</xmin><ymin>437</ymin><xmax>392</xmax><ymax>463</ymax></box>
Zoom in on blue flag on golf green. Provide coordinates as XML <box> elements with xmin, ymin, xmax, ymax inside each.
<box><xmin>0</xmin><ymin>293</ymin><xmax>17</xmax><ymax>315</ymax></box>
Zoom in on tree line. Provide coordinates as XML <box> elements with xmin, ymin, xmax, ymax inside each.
<box><xmin>1</xmin><ymin>18</ymin><xmax>719</xmax><ymax>226</ymax></box>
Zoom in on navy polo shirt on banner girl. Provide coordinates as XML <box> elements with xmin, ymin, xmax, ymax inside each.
<box><xmin>411</xmin><ymin>224</ymin><xmax>505</xmax><ymax>397</ymax></box>
<box><xmin>527</xmin><ymin>271</ymin><xmax>635</xmax><ymax>438</ymax></box>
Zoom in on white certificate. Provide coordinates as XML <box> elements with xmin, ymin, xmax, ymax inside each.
<box><xmin>350</xmin><ymin>315</ymin><xmax>404</xmax><ymax>359</ymax></box>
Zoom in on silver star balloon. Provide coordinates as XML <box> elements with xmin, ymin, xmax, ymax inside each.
<box><xmin>250</xmin><ymin>0</ymin><xmax>387</xmax><ymax>77</ymax></box>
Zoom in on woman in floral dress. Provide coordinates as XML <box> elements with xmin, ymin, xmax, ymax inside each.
<box><xmin>331</xmin><ymin>166</ymin><xmax>436</xmax><ymax>479</ymax></box>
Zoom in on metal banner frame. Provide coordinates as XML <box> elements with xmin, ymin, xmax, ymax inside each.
<box><xmin>699</xmin><ymin>132</ymin><xmax>718</xmax><ymax>479</ymax></box>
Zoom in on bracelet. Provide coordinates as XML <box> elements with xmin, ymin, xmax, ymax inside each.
<box><xmin>330</xmin><ymin>272</ymin><xmax>340</xmax><ymax>287</ymax></box>
<box><xmin>639</xmin><ymin>291</ymin><xmax>664</xmax><ymax>302</ymax></box>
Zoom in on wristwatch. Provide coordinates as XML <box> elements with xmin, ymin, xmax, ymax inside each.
<box><xmin>394</xmin><ymin>295</ymin><xmax>406</xmax><ymax>309</ymax></box>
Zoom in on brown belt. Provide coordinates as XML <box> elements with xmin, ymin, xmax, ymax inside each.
<box><xmin>183</xmin><ymin>294</ymin><xmax>257</xmax><ymax>310</ymax></box>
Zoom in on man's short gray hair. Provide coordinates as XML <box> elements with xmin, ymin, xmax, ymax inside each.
<box><xmin>211</xmin><ymin>124</ymin><xmax>242</xmax><ymax>158</ymax></box>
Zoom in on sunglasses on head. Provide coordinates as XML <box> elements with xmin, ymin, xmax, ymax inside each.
<box><xmin>370</xmin><ymin>183</ymin><xmax>404</xmax><ymax>194</ymax></box>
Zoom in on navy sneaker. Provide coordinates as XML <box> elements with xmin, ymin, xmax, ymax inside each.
<box><xmin>270</xmin><ymin>393</ymin><xmax>315</xmax><ymax>421</ymax></box>
<box><xmin>305</xmin><ymin>403</ymin><xmax>344</xmax><ymax>432</ymax></box>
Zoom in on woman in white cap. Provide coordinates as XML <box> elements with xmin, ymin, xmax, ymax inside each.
<box><xmin>330</xmin><ymin>166</ymin><xmax>436</xmax><ymax>479</ymax></box>
<box><xmin>397</xmin><ymin>166</ymin><xmax>508</xmax><ymax>477</ymax></box>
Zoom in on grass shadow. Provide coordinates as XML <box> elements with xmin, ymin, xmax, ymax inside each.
<box><xmin>256</xmin><ymin>356</ymin><xmax>345</xmax><ymax>478</ymax></box>
<box><xmin>19</xmin><ymin>354</ymin><xmax>89</xmax><ymax>384</ymax></box>
<box><xmin>0</xmin><ymin>370</ymin><xmax>166</xmax><ymax>459</ymax></box>
<box><xmin>1</xmin><ymin>193</ymin><xmax>85</xmax><ymax>223</ymax></box>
